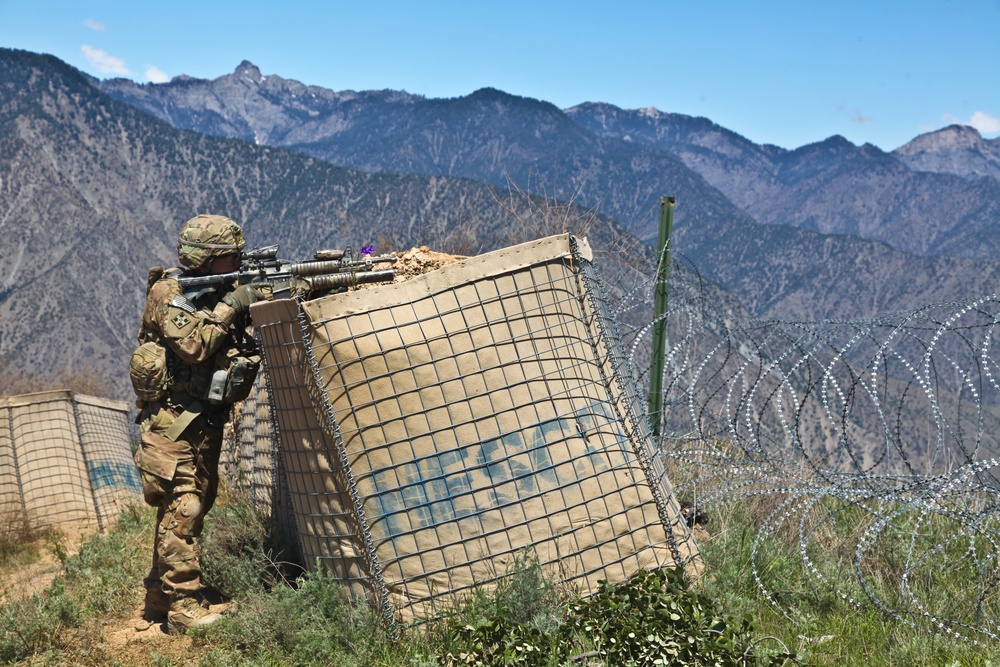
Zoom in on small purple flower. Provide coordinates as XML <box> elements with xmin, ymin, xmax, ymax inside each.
<box><xmin>360</xmin><ymin>244</ymin><xmax>375</xmax><ymax>256</ymax></box>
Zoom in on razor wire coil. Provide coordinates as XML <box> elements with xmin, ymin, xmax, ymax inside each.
<box><xmin>619</xmin><ymin>252</ymin><xmax>1000</xmax><ymax>643</ymax></box>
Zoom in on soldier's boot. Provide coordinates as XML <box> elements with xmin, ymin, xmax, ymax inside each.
<box><xmin>134</xmin><ymin>579</ymin><xmax>172</xmax><ymax>631</ymax></box>
<box><xmin>166</xmin><ymin>596</ymin><xmax>221</xmax><ymax>635</ymax></box>
<box><xmin>142</xmin><ymin>579</ymin><xmax>171</xmax><ymax>620</ymax></box>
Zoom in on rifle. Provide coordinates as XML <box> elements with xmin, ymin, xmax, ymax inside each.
<box><xmin>177</xmin><ymin>245</ymin><xmax>396</xmax><ymax>300</ymax></box>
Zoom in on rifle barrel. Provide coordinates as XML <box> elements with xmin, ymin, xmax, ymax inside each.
<box><xmin>285</xmin><ymin>260</ymin><xmax>345</xmax><ymax>276</ymax></box>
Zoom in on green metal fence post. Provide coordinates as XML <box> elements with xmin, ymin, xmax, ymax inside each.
<box><xmin>648</xmin><ymin>196</ymin><xmax>675</xmax><ymax>439</ymax></box>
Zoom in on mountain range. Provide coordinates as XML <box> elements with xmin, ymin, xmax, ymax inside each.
<box><xmin>97</xmin><ymin>61</ymin><xmax>1000</xmax><ymax>259</ymax></box>
<box><xmin>0</xmin><ymin>50</ymin><xmax>634</xmax><ymax>395</ymax></box>
<box><xmin>3</xmin><ymin>48</ymin><xmax>1000</xmax><ymax>399</ymax></box>
<box><xmin>93</xmin><ymin>60</ymin><xmax>1000</xmax><ymax>318</ymax></box>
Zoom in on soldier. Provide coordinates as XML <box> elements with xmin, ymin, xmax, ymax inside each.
<box><xmin>131</xmin><ymin>214</ymin><xmax>262</xmax><ymax>633</ymax></box>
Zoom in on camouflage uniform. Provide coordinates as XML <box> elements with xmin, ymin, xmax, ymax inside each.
<box><xmin>133</xmin><ymin>214</ymin><xmax>257</xmax><ymax>632</ymax></box>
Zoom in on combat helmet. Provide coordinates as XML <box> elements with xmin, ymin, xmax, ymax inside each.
<box><xmin>177</xmin><ymin>214</ymin><xmax>246</xmax><ymax>271</ymax></box>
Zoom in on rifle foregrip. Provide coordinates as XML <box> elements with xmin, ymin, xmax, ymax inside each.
<box><xmin>307</xmin><ymin>269</ymin><xmax>395</xmax><ymax>290</ymax></box>
<box><xmin>286</xmin><ymin>260</ymin><xmax>345</xmax><ymax>276</ymax></box>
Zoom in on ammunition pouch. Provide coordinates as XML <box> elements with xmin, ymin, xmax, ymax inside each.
<box><xmin>130</xmin><ymin>340</ymin><xmax>171</xmax><ymax>402</ymax></box>
<box><xmin>205</xmin><ymin>348</ymin><xmax>261</xmax><ymax>405</ymax></box>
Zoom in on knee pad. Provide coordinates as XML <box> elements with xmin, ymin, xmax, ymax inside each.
<box><xmin>168</xmin><ymin>492</ymin><xmax>204</xmax><ymax>539</ymax></box>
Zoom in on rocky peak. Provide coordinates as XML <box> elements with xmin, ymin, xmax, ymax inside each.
<box><xmin>466</xmin><ymin>87</ymin><xmax>519</xmax><ymax>103</ymax></box>
<box><xmin>638</xmin><ymin>106</ymin><xmax>664</xmax><ymax>120</ymax></box>
<box><xmin>783</xmin><ymin>135</ymin><xmax>856</xmax><ymax>162</ymax></box>
<box><xmin>813</xmin><ymin>135</ymin><xmax>855</xmax><ymax>150</ymax></box>
<box><xmin>234</xmin><ymin>60</ymin><xmax>263</xmax><ymax>82</ymax></box>
<box><xmin>896</xmin><ymin>124</ymin><xmax>984</xmax><ymax>155</ymax></box>
<box><xmin>893</xmin><ymin>125</ymin><xmax>999</xmax><ymax>180</ymax></box>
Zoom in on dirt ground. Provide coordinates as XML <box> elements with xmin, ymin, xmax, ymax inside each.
<box><xmin>0</xmin><ymin>521</ymin><xmax>90</xmax><ymax>604</ymax></box>
<box><xmin>102</xmin><ymin>598</ymin><xmax>230</xmax><ymax>661</ymax></box>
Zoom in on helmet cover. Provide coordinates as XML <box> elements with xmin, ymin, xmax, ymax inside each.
<box><xmin>177</xmin><ymin>214</ymin><xmax>246</xmax><ymax>270</ymax></box>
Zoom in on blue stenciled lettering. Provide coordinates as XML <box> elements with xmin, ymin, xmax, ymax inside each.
<box><xmin>365</xmin><ymin>401</ymin><xmax>630</xmax><ymax>542</ymax></box>
<box><xmin>87</xmin><ymin>461</ymin><xmax>142</xmax><ymax>493</ymax></box>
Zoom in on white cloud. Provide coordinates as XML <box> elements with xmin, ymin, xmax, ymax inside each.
<box><xmin>969</xmin><ymin>111</ymin><xmax>1000</xmax><ymax>135</ymax></box>
<box><xmin>81</xmin><ymin>45</ymin><xmax>128</xmax><ymax>76</ymax></box>
<box><xmin>942</xmin><ymin>112</ymin><xmax>1000</xmax><ymax>135</ymax></box>
<box><xmin>82</xmin><ymin>19</ymin><xmax>106</xmax><ymax>31</ymax></box>
<box><xmin>851</xmin><ymin>109</ymin><xmax>874</xmax><ymax>125</ymax></box>
<box><xmin>145</xmin><ymin>65</ymin><xmax>169</xmax><ymax>84</ymax></box>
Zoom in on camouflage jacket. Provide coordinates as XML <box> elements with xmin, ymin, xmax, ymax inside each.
<box><xmin>138</xmin><ymin>269</ymin><xmax>241</xmax><ymax>402</ymax></box>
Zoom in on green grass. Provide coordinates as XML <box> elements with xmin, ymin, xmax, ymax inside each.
<box><xmin>3</xmin><ymin>485</ymin><xmax>1000</xmax><ymax>666</ymax></box>
<box><xmin>0</xmin><ymin>504</ymin><xmax>150</xmax><ymax>664</ymax></box>
<box><xmin>695</xmin><ymin>494</ymin><xmax>1000</xmax><ymax>666</ymax></box>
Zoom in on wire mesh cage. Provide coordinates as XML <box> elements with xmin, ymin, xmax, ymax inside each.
<box><xmin>0</xmin><ymin>390</ymin><xmax>142</xmax><ymax>532</ymax></box>
<box><xmin>221</xmin><ymin>360</ymin><xmax>299</xmax><ymax>554</ymax></box>
<box><xmin>249</xmin><ymin>234</ymin><xmax>700</xmax><ymax>623</ymax></box>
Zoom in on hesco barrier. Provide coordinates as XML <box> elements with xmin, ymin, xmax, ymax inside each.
<box><xmin>0</xmin><ymin>390</ymin><xmax>142</xmax><ymax>532</ymax></box>
<box><xmin>222</xmin><ymin>375</ymin><xmax>298</xmax><ymax>550</ymax></box>
<box><xmin>248</xmin><ymin>234</ymin><xmax>700</xmax><ymax>623</ymax></box>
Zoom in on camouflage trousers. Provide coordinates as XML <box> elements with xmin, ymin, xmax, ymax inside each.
<box><xmin>134</xmin><ymin>402</ymin><xmax>225</xmax><ymax>601</ymax></box>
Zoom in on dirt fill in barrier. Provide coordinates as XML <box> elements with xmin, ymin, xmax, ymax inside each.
<box><xmin>0</xmin><ymin>390</ymin><xmax>142</xmax><ymax>532</ymax></box>
<box><xmin>250</xmin><ymin>234</ymin><xmax>701</xmax><ymax>622</ymax></box>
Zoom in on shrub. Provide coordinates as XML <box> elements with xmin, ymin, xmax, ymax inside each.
<box><xmin>61</xmin><ymin>505</ymin><xmax>150</xmax><ymax>616</ymax></box>
<box><xmin>433</xmin><ymin>553</ymin><xmax>775</xmax><ymax>667</ymax></box>
<box><xmin>435</xmin><ymin>551</ymin><xmax>570</xmax><ymax>666</ymax></box>
<box><xmin>195</xmin><ymin>565</ymin><xmax>405</xmax><ymax>666</ymax></box>
<box><xmin>199</xmin><ymin>484</ymin><xmax>300</xmax><ymax>601</ymax></box>
<box><xmin>0</xmin><ymin>578</ymin><xmax>81</xmax><ymax>663</ymax></box>
<box><xmin>569</xmin><ymin>567</ymin><xmax>790</xmax><ymax>667</ymax></box>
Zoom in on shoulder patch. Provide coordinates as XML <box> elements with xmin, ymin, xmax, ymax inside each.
<box><xmin>170</xmin><ymin>295</ymin><xmax>196</xmax><ymax>314</ymax></box>
<box><xmin>171</xmin><ymin>312</ymin><xmax>192</xmax><ymax>330</ymax></box>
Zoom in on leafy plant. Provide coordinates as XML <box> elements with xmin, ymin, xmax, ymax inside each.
<box><xmin>434</xmin><ymin>551</ymin><xmax>572</xmax><ymax>666</ymax></box>
<box><xmin>570</xmin><ymin>567</ymin><xmax>793</xmax><ymax>667</ymax></box>
<box><xmin>434</xmin><ymin>552</ymin><xmax>777</xmax><ymax>667</ymax></box>
<box><xmin>195</xmin><ymin>564</ymin><xmax>413</xmax><ymax>666</ymax></box>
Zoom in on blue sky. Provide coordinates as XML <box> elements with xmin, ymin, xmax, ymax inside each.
<box><xmin>1</xmin><ymin>0</ymin><xmax>997</xmax><ymax>151</ymax></box>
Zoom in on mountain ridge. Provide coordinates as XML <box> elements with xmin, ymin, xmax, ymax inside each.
<box><xmin>566</xmin><ymin>101</ymin><xmax>1000</xmax><ymax>258</ymax></box>
<box><xmin>0</xmin><ymin>49</ymin><xmax>644</xmax><ymax>395</ymax></box>
<box><xmin>7</xmin><ymin>49</ymin><xmax>1000</xmax><ymax>398</ymax></box>
<box><xmin>83</xmin><ymin>55</ymin><xmax>1000</xmax><ymax>322</ymax></box>
<box><xmin>96</xmin><ymin>61</ymin><xmax>1000</xmax><ymax>260</ymax></box>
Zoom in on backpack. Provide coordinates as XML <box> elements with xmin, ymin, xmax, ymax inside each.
<box><xmin>130</xmin><ymin>266</ymin><xmax>172</xmax><ymax>402</ymax></box>
<box><xmin>130</xmin><ymin>339</ymin><xmax>171</xmax><ymax>402</ymax></box>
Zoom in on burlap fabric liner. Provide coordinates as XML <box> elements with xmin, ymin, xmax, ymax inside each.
<box><xmin>223</xmin><ymin>380</ymin><xmax>275</xmax><ymax>502</ymax></box>
<box><xmin>73</xmin><ymin>393</ymin><xmax>143</xmax><ymax>526</ymax></box>
<box><xmin>0</xmin><ymin>390</ymin><xmax>140</xmax><ymax>531</ymax></box>
<box><xmin>249</xmin><ymin>303</ymin><xmax>369</xmax><ymax>594</ymax></box>
<box><xmin>252</xmin><ymin>234</ymin><xmax>700</xmax><ymax>621</ymax></box>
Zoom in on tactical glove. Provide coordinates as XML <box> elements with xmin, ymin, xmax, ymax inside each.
<box><xmin>222</xmin><ymin>285</ymin><xmax>260</xmax><ymax>315</ymax></box>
